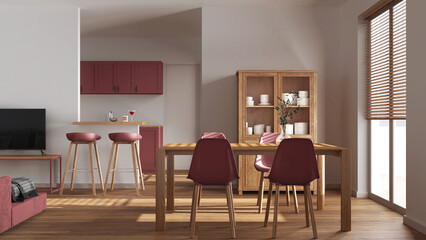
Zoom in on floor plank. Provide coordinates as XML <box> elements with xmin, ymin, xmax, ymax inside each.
<box><xmin>1</xmin><ymin>173</ymin><xmax>424</xmax><ymax>239</ymax></box>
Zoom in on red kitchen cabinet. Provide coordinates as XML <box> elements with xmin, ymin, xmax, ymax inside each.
<box><xmin>80</xmin><ymin>62</ymin><xmax>96</xmax><ymax>94</ymax></box>
<box><xmin>139</xmin><ymin>126</ymin><xmax>163</xmax><ymax>173</ymax></box>
<box><xmin>95</xmin><ymin>62</ymin><xmax>115</xmax><ymax>94</ymax></box>
<box><xmin>133</xmin><ymin>62</ymin><xmax>163</xmax><ymax>94</ymax></box>
<box><xmin>80</xmin><ymin>61</ymin><xmax>163</xmax><ymax>95</ymax></box>
<box><xmin>115</xmin><ymin>62</ymin><xmax>133</xmax><ymax>94</ymax></box>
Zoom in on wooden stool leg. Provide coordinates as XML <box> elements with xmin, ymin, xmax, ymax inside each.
<box><xmin>59</xmin><ymin>143</ymin><xmax>74</xmax><ymax>196</ymax></box>
<box><xmin>131</xmin><ymin>142</ymin><xmax>140</xmax><ymax>196</ymax></box>
<box><xmin>307</xmin><ymin>185</ymin><xmax>318</xmax><ymax>239</ymax></box>
<box><xmin>111</xmin><ymin>143</ymin><xmax>119</xmax><ymax>191</ymax></box>
<box><xmin>286</xmin><ymin>185</ymin><xmax>291</xmax><ymax>206</ymax></box>
<box><xmin>70</xmin><ymin>143</ymin><xmax>79</xmax><ymax>191</ymax></box>
<box><xmin>190</xmin><ymin>185</ymin><xmax>201</xmax><ymax>239</ymax></box>
<box><xmin>88</xmin><ymin>143</ymin><xmax>96</xmax><ymax>196</ymax></box>
<box><xmin>257</xmin><ymin>172</ymin><xmax>265</xmax><ymax>213</ymax></box>
<box><xmin>264</xmin><ymin>182</ymin><xmax>274</xmax><ymax>227</ymax></box>
<box><xmin>304</xmin><ymin>185</ymin><xmax>310</xmax><ymax>227</ymax></box>
<box><xmin>273</xmin><ymin>184</ymin><xmax>280</xmax><ymax>239</ymax></box>
<box><xmin>104</xmin><ymin>142</ymin><xmax>116</xmax><ymax>196</ymax></box>
<box><xmin>293</xmin><ymin>185</ymin><xmax>299</xmax><ymax>213</ymax></box>
<box><xmin>226</xmin><ymin>183</ymin><xmax>236</xmax><ymax>239</ymax></box>
<box><xmin>94</xmin><ymin>142</ymin><xmax>104</xmax><ymax>191</ymax></box>
<box><xmin>134</xmin><ymin>142</ymin><xmax>145</xmax><ymax>191</ymax></box>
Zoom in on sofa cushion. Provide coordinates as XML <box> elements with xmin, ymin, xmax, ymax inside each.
<box><xmin>0</xmin><ymin>176</ymin><xmax>12</xmax><ymax>233</ymax></box>
<box><xmin>11</xmin><ymin>192</ymin><xmax>47</xmax><ymax>227</ymax></box>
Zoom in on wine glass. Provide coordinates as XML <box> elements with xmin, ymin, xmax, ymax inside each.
<box><xmin>128</xmin><ymin>110</ymin><xmax>136</xmax><ymax>122</ymax></box>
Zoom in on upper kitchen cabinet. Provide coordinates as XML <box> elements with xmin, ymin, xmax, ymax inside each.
<box><xmin>133</xmin><ymin>62</ymin><xmax>163</xmax><ymax>94</ymax></box>
<box><xmin>96</xmin><ymin>62</ymin><xmax>115</xmax><ymax>94</ymax></box>
<box><xmin>80</xmin><ymin>61</ymin><xmax>163</xmax><ymax>95</ymax></box>
<box><xmin>80</xmin><ymin>61</ymin><xmax>96</xmax><ymax>94</ymax></box>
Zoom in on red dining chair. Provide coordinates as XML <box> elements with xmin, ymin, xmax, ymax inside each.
<box><xmin>201</xmin><ymin>132</ymin><xmax>226</xmax><ymax>139</ymax></box>
<box><xmin>255</xmin><ymin>133</ymin><xmax>299</xmax><ymax>213</ymax></box>
<box><xmin>196</xmin><ymin>132</ymin><xmax>226</xmax><ymax>206</ymax></box>
<box><xmin>264</xmin><ymin>138</ymin><xmax>319</xmax><ymax>239</ymax></box>
<box><xmin>187</xmin><ymin>138</ymin><xmax>239</xmax><ymax>239</ymax></box>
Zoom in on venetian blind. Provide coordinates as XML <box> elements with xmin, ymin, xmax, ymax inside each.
<box><xmin>366</xmin><ymin>0</ymin><xmax>406</xmax><ymax>120</ymax></box>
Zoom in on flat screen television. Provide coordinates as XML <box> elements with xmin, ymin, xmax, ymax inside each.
<box><xmin>0</xmin><ymin>109</ymin><xmax>46</xmax><ymax>150</ymax></box>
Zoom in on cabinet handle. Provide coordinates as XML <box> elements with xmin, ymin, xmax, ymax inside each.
<box><xmin>135</xmin><ymin>86</ymin><xmax>138</xmax><ymax>92</ymax></box>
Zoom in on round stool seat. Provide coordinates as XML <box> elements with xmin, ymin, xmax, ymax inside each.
<box><xmin>109</xmin><ymin>132</ymin><xmax>142</xmax><ymax>142</ymax></box>
<box><xmin>66</xmin><ymin>132</ymin><xmax>101</xmax><ymax>142</ymax></box>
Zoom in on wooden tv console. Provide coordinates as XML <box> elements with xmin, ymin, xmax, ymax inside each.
<box><xmin>0</xmin><ymin>155</ymin><xmax>62</xmax><ymax>193</ymax></box>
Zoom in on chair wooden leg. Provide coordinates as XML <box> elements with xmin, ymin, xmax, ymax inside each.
<box><xmin>59</xmin><ymin>143</ymin><xmax>73</xmax><ymax>196</ymax></box>
<box><xmin>226</xmin><ymin>183</ymin><xmax>236</xmax><ymax>239</ymax></box>
<box><xmin>70</xmin><ymin>143</ymin><xmax>79</xmax><ymax>191</ymax></box>
<box><xmin>198</xmin><ymin>185</ymin><xmax>202</xmax><ymax>207</ymax></box>
<box><xmin>307</xmin><ymin>184</ymin><xmax>318</xmax><ymax>239</ymax></box>
<box><xmin>229</xmin><ymin>184</ymin><xmax>237</xmax><ymax>230</ymax></box>
<box><xmin>273</xmin><ymin>184</ymin><xmax>280</xmax><ymax>239</ymax></box>
<box><xmin>111</xmin><ymin>143</ymin><xmax>119</xmax><ymax>191</ymax></box>
<box><xmin>293</xmin><ymin>185</ymin><xmax>299</xmax><ymax>213</ymax></box>
<box><xmin>190</xmin><ymin>184</ymin><xmax>196</xmax><ymax>228</ymax></box>
<box><xmin>304</xmin><ymin>185</ymin><xmax>310</xmax><ymax>227</ymax></box>
<box><xmin>286</xmin><ymin>185</ymin><xmax>291</xmax><ymax>206</ymax></box>
<box><xmin>131</xmin><ymin>142</ymin><xmax>140</xmax><ymax>196</ymax></box>
<box><xmin>264</xmin><ymin>182</ymin><xmax>274</xmax><ymax>227</ymax></box>
<box><xmin>88</xmin><ymin>143</ymin><xmax>96</xmax><ymax>196</ymax></box>
<box><xmin>103</xmin><ymin>142</ymin><xmax>116</xmax><ymax>196</ymax></box>
<box><xmin>94</xmin><ymin>142</ymin><xmax>104</xmax><ymax>191</ymax></box>
<box><xmin>190</xmin><ymin>185</ymin><xmax>201</xmax><ymax>239</ymax></box>
<box><xmin>134</xmin><ymin>142</ymin><xmax>145</xmax><ymax>191</ymax></box>
<box><xmin>257</xmin><ymin>172</ymin><xmax>265</xmax><ymax>213</ymax></box>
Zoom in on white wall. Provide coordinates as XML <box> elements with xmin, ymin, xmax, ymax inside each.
<box><xmin>81</xmin><ymin>37</ymin><xmax>201</xmax><ymax>64</ymax></box>
<box><xmin>164</xmin><ymin>64</ymin><xmax>200</xmax><ymax>169</ymax></box>
<box><xmin>0</xmin><ymin>6</ymin><xmax>80</xmax><ymax>183</ymax></box>
<box><xmin>404</xmin><ymin>0</ymin><xmax>426</xmax><ymax>234</ymax></box>
<box><xmin>81</xmin><ymin>37</ymin><xmax>200</xmax><ymax>170</ymax></box>
<box><xmin>315</xmin><ymin>0</ymin><xmax>376</xmax><ymax>195</ymax></box>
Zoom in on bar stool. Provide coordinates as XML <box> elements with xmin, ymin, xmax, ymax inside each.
<box><xmin>59</xmin><ymin>132</ymin><xmax>104</xmax><ymax>196</ymax></box>
<box><xmin>104</xmin><ymin>132</ymin><xmax>144</xmax><ymax>196</ymax></box>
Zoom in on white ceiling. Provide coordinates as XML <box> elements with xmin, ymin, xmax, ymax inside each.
<box><xmin>1</xmin><ymin>0</ymin><xmax>347</xmax><ymax>37</ymax></box>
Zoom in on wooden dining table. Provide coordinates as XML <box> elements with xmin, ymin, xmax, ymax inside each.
<box><xmin>155</xmin><ymin>142</ymin><xmax>351</xmax><ymax>232</ymax></box>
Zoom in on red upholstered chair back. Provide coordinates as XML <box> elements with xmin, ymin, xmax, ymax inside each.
<box><xmin>187</xmin><ymin>139</ymin><xmax>239</xmax><ymax>185</ymax></box>
<box><xmin>255</xmin><ymin>132</ymin><xmax>280</xmax><ymax>170</ymax></box>
<box><xmin>268</xmin><ymin>138</ymin><xmax>319</xmax><ymax>185</ymax></box>
<box><xmin>201</xmin><ymin>132</ymin><xmax>226</xmax><ymax>139</ymax></box>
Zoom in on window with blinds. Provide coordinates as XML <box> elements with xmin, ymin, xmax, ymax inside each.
<box><xmin>366</xmin><ymin>0</ymin><xmax>406</xmax><ymax>120</ymax></box>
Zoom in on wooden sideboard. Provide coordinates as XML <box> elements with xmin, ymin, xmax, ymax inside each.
<box><xmin>236</xmin><ymin>70</ymin><xmax>318</xmax><ymax>194</ymax></box>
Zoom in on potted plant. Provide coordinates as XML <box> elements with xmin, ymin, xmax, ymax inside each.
<box><xmin>275</xmin><ymin>92</ymin><xmax>300</xmax><ymax>142</ymax></box>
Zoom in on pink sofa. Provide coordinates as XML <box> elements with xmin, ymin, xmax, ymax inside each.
<box><xmin>0</xmin><ymin>176</ymin><xmax>47</xmax><ymax>234</ymax></box>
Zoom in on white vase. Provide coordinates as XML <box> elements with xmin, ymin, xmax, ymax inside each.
<box><xmin>276</xmin><ymin>125</ymin><xmax>291</xmax><ymax>143</ymax></box>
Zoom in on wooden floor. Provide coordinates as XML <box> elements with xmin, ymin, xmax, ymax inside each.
<box><xmin>1</xmin><ymin>173</ymin><xmax>425</xmax><ymax>240</ymax></box>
